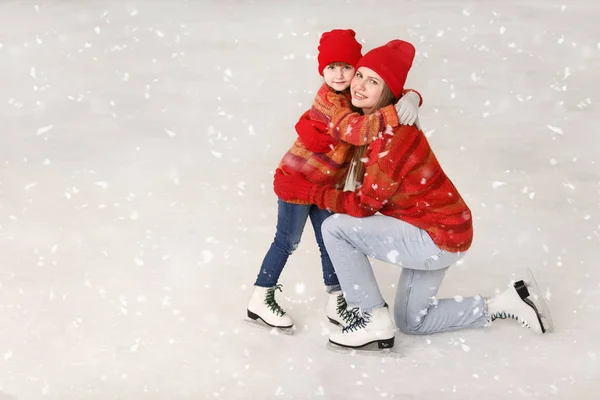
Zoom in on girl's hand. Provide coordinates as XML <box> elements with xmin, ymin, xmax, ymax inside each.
<box><xmin>295</xmin><ymin>111</ymin><xmax>339</xmax><ymax>153</ymax></box>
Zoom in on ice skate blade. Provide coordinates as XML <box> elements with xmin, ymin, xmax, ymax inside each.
<box><xmin>525</xmin><ymin>269</ymin><xmax>555</xmax><ymax>333</ymax></box>
<box><xmin>243</xmin><ymin>319</ymin><xmax>295</xmax><ymax>335</ymax></box>
<box><xmin>326</xmin><ymin>341</ymin><xmax>403</xmax><ymax>358</ymax></box>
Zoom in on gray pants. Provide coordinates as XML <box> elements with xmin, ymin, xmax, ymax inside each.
<box><xmin>321</xmin><ymin>214</ymin><xmax>488</xmax><ymax>334</ymax></box>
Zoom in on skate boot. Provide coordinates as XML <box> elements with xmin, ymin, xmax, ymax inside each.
<box><xmin>247</xmin><ymin>284</ymin><xmax>293</xmax><ymax>328</ymax></box>
<box><xmin>487</xmin><ymin>280</ymin><xmax>547</xmax><ymax>334</ymax></box>
<box><xmin>329</xmin><ymin>304</ymin><xmax>396</xmax><ymax>349</ymax></box>
<box><xmin>326</xmin><ymin>290</ymin><xmax>354</xmax><ymax>328</ymax></box>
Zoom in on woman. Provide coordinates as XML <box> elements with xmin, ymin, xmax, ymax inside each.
<box><xmin>274</xmin><ymin>40</ymin><xmax>550</xmax><ymax>349</ymax></box>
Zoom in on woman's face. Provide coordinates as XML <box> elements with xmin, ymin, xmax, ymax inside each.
<box><xmin>350</xmin><ymin>67</ymin><xmax>385</xmax><ymax>114</ymax></box>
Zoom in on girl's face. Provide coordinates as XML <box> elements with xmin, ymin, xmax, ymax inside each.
<box><xmin>350</xmin><ymin>67</ymin><xmax>385</xmax><ymax>114</ymax></box>
<box><xmin>323</xmin><ymin>63</ymin><xmax>355</xmax><ymax>92</ymax></box>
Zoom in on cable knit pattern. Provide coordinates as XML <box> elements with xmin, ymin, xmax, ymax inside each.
<box><xmin>309</xmin><ymin>124</ymin><xmax>473</xmax><ymax>252</ymax></box>
<box><xmin>276</xmin><ymin>83</ymin><xmax>400</xmax><ymax>204</ymax></box>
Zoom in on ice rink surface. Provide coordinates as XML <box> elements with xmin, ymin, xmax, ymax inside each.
<box><xmin>0</xmin><ymin>1</ymin><xmax>599</xmax><ymax>399</ymax></box>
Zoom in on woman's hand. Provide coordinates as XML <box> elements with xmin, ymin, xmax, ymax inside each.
<box><xmin>396</xmin><ymin>91</ymin><xmax>420</xmax><ymax>125</ymax></box>
<box><xmin>273</xmin><ymin>169</ymin><xmax>315</xmax><ymax>202</ymax></box>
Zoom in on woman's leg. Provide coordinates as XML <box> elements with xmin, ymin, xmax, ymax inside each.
<box><xmin>308</xmin><ymin>207</ymin><xmax>340</xmax><ymax>292</ymax></box>
<box><xmin>394</xmin><ymin>268</ymin><xmax>487</xmax><ymax>335</ymax></box>
<box><xmin>254</xmin><ymin>199</ymin><xmax>311</xmax><ymax>287</ymax></box>
<box><xmin>323</xmin><ymin>213</ymin><xmax>461</xmax><ymax>311</ymax></box>
<box><xmin>310</xmin><ymin>208</ymin><xmax>352</xmax><ymax>327</ymax></box>
<box><xmin>321</xmin><ymin>213</ymin><xmax>486</xmax><ymax>335</ymax></box>
<box><xmin>321</xmin><ymin>214</ymin><xmax>388</xmax><ymax>312</ymax></box>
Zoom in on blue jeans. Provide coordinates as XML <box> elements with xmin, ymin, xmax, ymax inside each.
<box><xmin>321</xmin><ymin>214</ymin><xmax>488</xmax><ymax>334</ymax></box>
<box><xmin>255</xmin><ymin>199</ymin><xmax>340</xmax><ymax>291</ymax></box>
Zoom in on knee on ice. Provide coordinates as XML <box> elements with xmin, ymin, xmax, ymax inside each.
<box><xmin>394</xmin><ymin>310</ymin><xmax>426</xmax><ymax>335</ymax></box>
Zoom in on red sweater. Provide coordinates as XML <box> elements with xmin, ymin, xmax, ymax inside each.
<box><xmin>308</xmin><ymin>125</ymin><xmax>473</xmax><ymax>253</ymax></box>
<box><xmin>277</xmin><ymin>84</ymin><xmax>400</xmax><ymax>204</ymax></box>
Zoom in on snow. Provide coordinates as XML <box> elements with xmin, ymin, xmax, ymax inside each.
<box><xmin>0</xmin><ymin>0</ymin><xmax>599</xmax><ymax>398</ymax></box>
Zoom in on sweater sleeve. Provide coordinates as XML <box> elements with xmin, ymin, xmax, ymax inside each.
<box><xmin>309</xmin><ymin>125</ymin><xmax>419</xmax><ymax>216</ymax></box>
<box><xmin>309</xmin><ymin>184</ymin><xmax>381</xmax><ymax>217</ymax></box>
<box><xmin>309</xmin><ymin>163</ymin><xmax>399</xmax><ymax>217</ymax></box>
<box><xmin>309</xmin><ymin>147</ymin><xmax>398</xmax><ymax>217</ymax></box>
<box><xmin>312</xmin><ymin>86</ymin><xmax>399</xmax><ymax>146</ymax></box>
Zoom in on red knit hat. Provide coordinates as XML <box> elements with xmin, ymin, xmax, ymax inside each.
<box><xmin>356</xmin><ymin>40</ymin><xmax>416</xmax><ymax>99</ymax></box>
<box><xmin>317</xmin><ymin>29</ymin><xmax>363</xmax><ymax>76</ymax></box>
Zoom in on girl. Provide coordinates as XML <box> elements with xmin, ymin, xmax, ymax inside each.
<box><xmin>274</xmin><ymin>40</ymin><xmax>550</xmax><ymax>349</ymax></box>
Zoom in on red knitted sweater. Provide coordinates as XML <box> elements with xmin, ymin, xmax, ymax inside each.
<box><xmin>277</xmin><ymin>84</ymin><xmax>401</xmax><ymax>204</ymax></box>
<box><xmin>308</xmin><ymin>124</ymin><xmax>473</xmax><ymax>252</ymax></box>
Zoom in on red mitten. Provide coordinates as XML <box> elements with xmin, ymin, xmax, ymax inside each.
<box><xmin>273</xmin><ymin>169</ymin><xmax>315</xmax><ymax>202</ymax></box>
<box><xmin>295</xmin><ymin>111</ymin><xmax>338</xmax><ymax>153</ymax></box>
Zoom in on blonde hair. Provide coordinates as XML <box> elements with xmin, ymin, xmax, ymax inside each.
<box><xmin>344</xmin><ymin>83</ymin><xmax>396</xmax><ymax>191</ymax></box>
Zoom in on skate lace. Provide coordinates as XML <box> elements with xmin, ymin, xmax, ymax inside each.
<box><xmin>342</xmin><ymin>309</ymin><xmax>370</xmax><ymax>333</ymax></box>
<box><xmin>335</xmin><ymin>294</ymin><xmax>355</xmax><ymax>324</ymax></box>
<box><xmin>265</xmin><ymin>284</ymin><xmax>286</xmax><ymax>317</ymax></box>
<box><xmin>491</xmin><ymin>311</ymin><xmax>530</xmax><ymax>328</ymax></box>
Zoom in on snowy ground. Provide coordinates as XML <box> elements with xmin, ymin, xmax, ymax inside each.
<box><xmin>1</xmin><ymin>0</ymin><xmax>599</xmax><ymax>399</ymax></box>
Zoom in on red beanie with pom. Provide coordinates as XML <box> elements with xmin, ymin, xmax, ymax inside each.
<box><xmin>356</xmin><ymin>40</ymin><xmax>416</xmax><ymax>99</ymax></box>
<box><xmin>317</xmin><ymin>29</ymin><xmax>363</xmax><ymax>76</ymax></box>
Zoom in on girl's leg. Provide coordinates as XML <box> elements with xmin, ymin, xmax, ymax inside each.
<box><xmin>308</xmin><ymin>207</ymin><xmax>340</xmax><ymax>293</ymax></box>
<box><xmin>394</xmin><ymin>268</ymin><xmax>487</xmax><ymax>335</ymax></box>
<box><xmin>254</xmin><ymin>199</ymin><xmax>311</xmax><ymax>287</ymax></box>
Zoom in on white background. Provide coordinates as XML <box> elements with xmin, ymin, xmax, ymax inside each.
<box><xmin>0</xmin><ymin>0</ymin><xmax>599</xmax><ymax>399</ymax></box>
